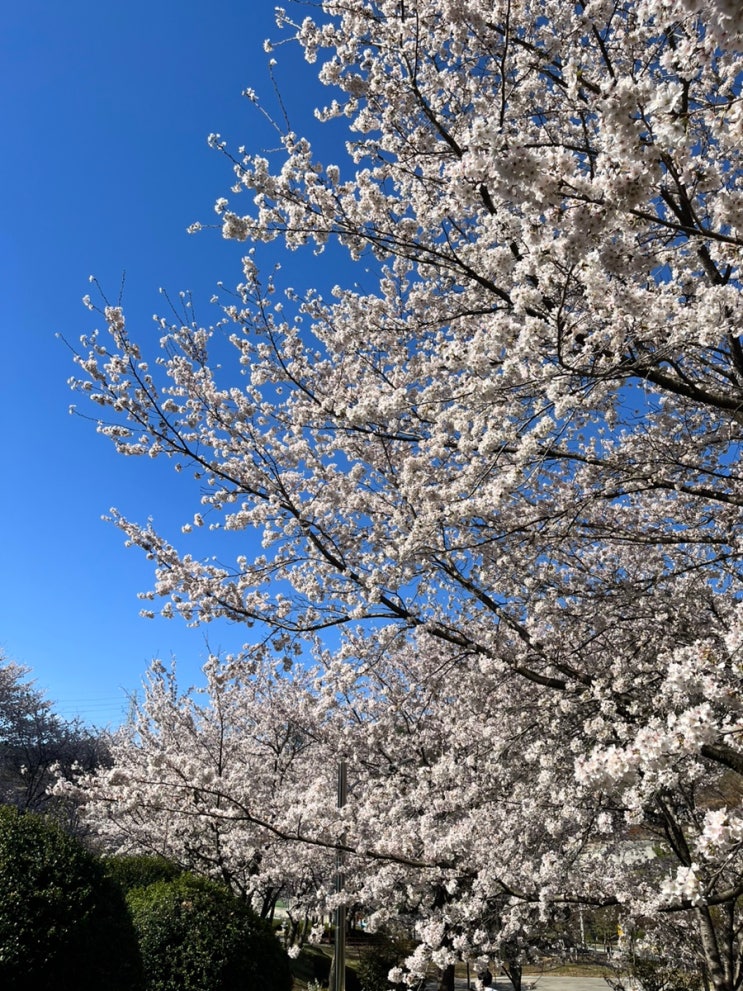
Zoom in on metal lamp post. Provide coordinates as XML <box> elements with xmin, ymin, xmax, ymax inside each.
<box><xmin>333</xmin><ymin>760</ymin><xmax>347</xmax><ymax>991</ymax></box>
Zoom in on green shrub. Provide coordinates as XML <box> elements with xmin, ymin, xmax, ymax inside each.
<box><xmin>103</xmin><ymin>852</ymin><xmax>183</xmax><ymax>892</ymax></box>
<box><xmin>0</xmin><ymin>805</ymin><xmax>143</xmax><ymax>991</ymax></box>
<box><xmin>127</xmin><ymin>873</ymin><xmax>292</xmax><ymax>991</ymax></box>
<box><xmin>289</xmin><ymin>944</ymin><xmax>330</xmax><ymax>986</ymax></box>
<box><xmin>357</xmin><ymin>937</ymin><xmax>406</xmax><ymax>991</ymax></box>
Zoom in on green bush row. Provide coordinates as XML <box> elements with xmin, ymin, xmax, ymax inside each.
<box><xmin>0</xmin><ymin>806</ymin><xmax>292</xmax><ymax>991</ymax></box>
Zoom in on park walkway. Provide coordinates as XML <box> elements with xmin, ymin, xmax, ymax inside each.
<box><xmin>453</xmin><ymin>978</ymin><xmax>611</xmax><ymax>991</ymax></box>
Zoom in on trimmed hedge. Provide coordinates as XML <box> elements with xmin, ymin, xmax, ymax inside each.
<box><xmin>0</xmin><ymin>805</ymin><xmax>143</xmax><ymax>991</ymax></box>
<box><xmin>103</xmin><ymin>852</ymin><xmax>183</xmax><ymax>892</ymax></box>
<box><xmin>127</xmin><ymin>873</ymin><xmax>292</xmax><ymax>991</ymax></box>
<box><xmin>357</xmin><ymin>936</ymin><xmax>407</xmax><ymax>991</ymax></box>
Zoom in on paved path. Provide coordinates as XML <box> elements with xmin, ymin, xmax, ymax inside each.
<box><xmin>453</xmin><ymin>979</ymin><xmax>611</xmax><ymax>991</ymax></box>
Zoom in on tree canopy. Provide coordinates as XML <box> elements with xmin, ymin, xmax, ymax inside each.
<box><xmin>0</xmin><ymin>658</ymin><xmax>106</xmax><ymax>828</ymax></box>
<box><xmin>69</xmin><ymin>2</ymin><xmax>743</xmax><ymax>989</ymax></box>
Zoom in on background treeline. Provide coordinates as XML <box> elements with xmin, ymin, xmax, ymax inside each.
<box><xmin>0</xmin><ymin>658</ymin><xmax>108</xmax><ymax>832</ymax></box>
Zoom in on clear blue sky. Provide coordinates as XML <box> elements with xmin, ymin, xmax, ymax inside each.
<box><xmin>0</xmin><ymin>0</ymin><xmax>336</xmax><ymax>725</ymax></box>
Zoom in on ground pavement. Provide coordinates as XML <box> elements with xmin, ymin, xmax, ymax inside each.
<box><xmin>453</xmin><ymin>978</ymin><xmax>613</xmax><ymax>991</ymax></box>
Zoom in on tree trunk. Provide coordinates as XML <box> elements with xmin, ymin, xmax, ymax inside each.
<box><xmin>503</xmin><ymin>961</ymin><xmax>522</xmax><ymax>991</ymax></box>
<box><xmin>696</xmin><ymin>905</ymin><xmax>738</xmax><ymax>991</ymax></box>
<box><xmin>438</xmin><ymin>964</ymin><xmax>455</xmax><ymax>991</ymax></box>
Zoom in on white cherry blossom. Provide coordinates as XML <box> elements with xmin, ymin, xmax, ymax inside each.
<box><xmin>69</xmin><ymin>2</ymin><xmax>743</xmax><ymax>988</ymax></box>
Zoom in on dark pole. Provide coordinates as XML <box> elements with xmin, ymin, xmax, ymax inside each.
<box><xmin>333</xmin><ymin>760</ymin><xmax>347</xmax><ymax>991</ymax></box>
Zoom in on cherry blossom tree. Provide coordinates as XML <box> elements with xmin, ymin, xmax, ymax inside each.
<box><xmin>74</xmin><ymin>618</ymin><xmax>743</xmax><ymax>987</ymax></box>
<box><xmin>72</xmin><ymin>635</ymin><xmax>577</xmax><ymax>980</ymax></box>
<box><xmin>69</xmin><ymin>0</ymin><xmax>743</xmax><ymax>988</ymax></box>
<box><xmin>70</xmin><ymin>656</ymin><xmax>333</xmax><ymax>919</ymax></box>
